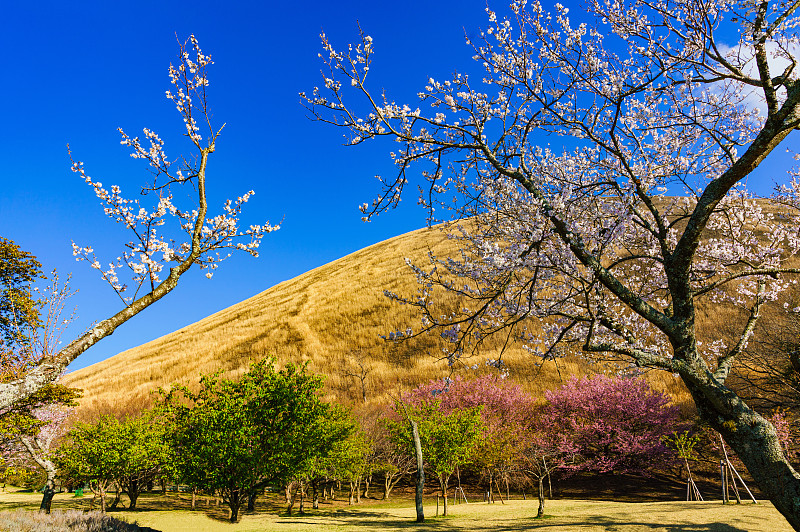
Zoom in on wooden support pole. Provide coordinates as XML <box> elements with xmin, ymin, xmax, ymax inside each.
<box><xmin>721</xmin><ymin>460</ymin><xmax>727</xmax><ymax>504</ymax></box>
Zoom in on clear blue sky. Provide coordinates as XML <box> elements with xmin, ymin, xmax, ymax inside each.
<box><xmin>0</xmin><ymin>0</ymin><xmax>497</xmax><ymax>371</ymax></box>
<box><xmin>0</xmin><ymin>0</ymin><xmax>793</xmax><ymax>372</ymax></box>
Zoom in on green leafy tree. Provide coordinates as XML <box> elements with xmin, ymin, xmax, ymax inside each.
<box><xmin>158</xmin><ymin>358</ymin><xmax>328</xmax><ymax>522</ymax></box>
<box><xmin>299</xmin><ymin>406</ymin><xmax>360</xmax><ymax>511</ymax></box>
<box><xmin>388</xmin><ymin>401</ymin><xmax>483</xmax><ymax>516</ymax></box>
<box><xmin>55</xmin><ymin>414</ymin><xmax>167</xmax><ymax>511</ymax></box>
<box><xmin>55</xmin><ymin>417</ymin><xmax>121</xmax><ymax>513</ymax></box>
<box><xmin>0</xmin><ymin>237</ymin><xmax>43</xmax><ymax>351</ymax></box>
<box><xmin>321</xmin><ymin>417</ymin><xmax>370</xmax><ymax>506</ymax></box>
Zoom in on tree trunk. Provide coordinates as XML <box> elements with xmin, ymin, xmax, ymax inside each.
<box><xmin>685</xmin><ymin>368</ymin><xmax>800</xmax><ymax>529</ymax></box>
<box><xmin>487</xmin><ymin>470</ymin><xmax>494</xmax><ymax>503</ymax></box>
<box><xmin>0</xmin><ymin>203</ymin><xmax>215</xmax><ymax>415</ymax></box>
<box><xmin>109</xmin><ymin>484</ymin><xmax>121</xmax><ymax>510</ymax></box>
<box><xmin>247</xmin><ymin>490</ymin><xmax>257</xmax><ymax>512</ymax></box>
<box><xmin>362</xmin><ymin>474</ymin><xmax>371</xmax><ymax>499</ymax></box>
<box><xmin>228</xmin><ymin>489</ymin><xmax>240</xmax><ymax>523</ymax></box>
<box><xmin>38</xmin><ymin>467</ymin><xmax>57</xmax><ymax>514</ymax></box>
<box><xmin>412</xmin><ymin>420</ymin><xmax>424</xmax><ymax>523</ymax></box>
<box><xmin>537</xmin><ymin>476</ymin><xmax>545</xmax><ymax>518</ymax></box>
<box><xmin>440</xmin><ymin>477</ymin><xmax>449</xmax><ymax>516</ymax></box>
<box><xmin>383</xmin><ymin>474</ymin><xmax>391</xmax><ymax>500</ymax></box>
<box><xmin>312</xmin><ymin>480</ymin><xmax>319</xmax><ymax>509</ymax></box>
<box><xmin>285</xmin><ymin>482</ymin><xmax>296</xmax><ymax>515</ymax></box>
<box><xmin>355</xmin><ymin>477</ymin><xmax>362</xmax><ymax>503</ymax></box>
<box><xmin>128</xmin><ymin>479</ymin><xmax>139</xmax><ymax>510</ymax></box>
<box><xmin>128</xmin><ymin>490</ymin><xmax>139</xmax><ymax>510</ymax></box>
<box><xmin>299</xmin><ymin>481</ymin><xmax>306</xmax><ymax>514</ymax></box>
<box><xmin>348</xmin><ymin>481</ymin><xmax>356</xmax><ymax>505</ymax></box>
<box><xmin>192</xmin><ymin>487</ymin><xmax>197</xmax><ymax>510</ymax></box>
<box><xmin>99</xmin><ymin>483</ymin><xmax>107</xmax><ymax>513</ymax></box>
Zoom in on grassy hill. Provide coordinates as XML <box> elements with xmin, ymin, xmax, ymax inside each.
<box><xmin>63</xmin><ymin>224</ymin><xmax>693</xmax><ymax>415</ymax></box>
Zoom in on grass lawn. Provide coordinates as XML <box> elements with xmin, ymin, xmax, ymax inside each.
<box><xmin>0</xmin><ymin>487</ymin><xmax>792</xmax><ymax>531</ymax></box>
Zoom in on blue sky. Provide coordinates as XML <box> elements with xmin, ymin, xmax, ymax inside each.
<box><xmin>0</xmin><ymin>0</ymin><xmax>498</xmax><ymax>371</ymax></box>
<box><xmin>1</xmin><ymin>0</ymin><xmax>794</xmax><ymax>372</ymax></box>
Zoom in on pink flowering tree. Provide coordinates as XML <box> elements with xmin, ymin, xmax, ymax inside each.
<box><xmin>516</xmin><ymin>405</ymin><xmax>578</xmax><ymax>518</ymax></box>
<box><xmin>0</xmin><ymin>36</ymin><xmax>277</xmax><ymax>414</ymax></box>
<box><xmin>404</xmin><ymin>375</ymin><xmax>534</xmax><ymax>500</ymax></box>
<box><xmin>306</xmin><ymin>0</ymin><xmax>800</xmax><ymax>526</ymax></box>
<box><xmin>544</xmin><ymin>375</ymin><xmax>680</xmax><ymax>474</ymax></box>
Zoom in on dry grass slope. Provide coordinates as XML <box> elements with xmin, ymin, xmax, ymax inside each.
<box><xmin>64</xmin><ymin>224</ymin><xmax>700</xmax><ymax>415</ymax></box>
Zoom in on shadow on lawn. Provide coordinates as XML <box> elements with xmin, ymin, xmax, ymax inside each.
<box><xmin>282</xmin><ymin>509</ymin><xmax>448</xmax><ymax>530</ymax></box>
<box><xmin>537</xmin><ymin>516</ymin><xmax>749</xmax><ymax>532</ymax></box>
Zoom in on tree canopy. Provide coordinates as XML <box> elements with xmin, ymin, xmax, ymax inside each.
<box><xmin>157</xmin><ymin>358</ymin><xmax>329</xmax><ymax>522</ymax></box>
<box><xmin>307</xmin><ymin>0</ymin><xmax>800</xmax><ymax>526</ymax></box>
<box><xmin>0</xmin><ymin>237</ymin><xmax>43</xmax><ymax>355</ymax></box>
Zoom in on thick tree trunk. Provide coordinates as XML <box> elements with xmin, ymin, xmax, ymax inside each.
<box><xmin>39</xmin><ymin>476</ymin><xmax>55</xmax><ymax>514</ymax></box>
<box><xmin>686</xmin><ymin>375</ymin><xmax>800</xmax><ymax>530</ymax></box>
<box><xmin>247</xmin><ymin>490</ymin><xmax>257</xmax><ymax>512</ymax></box>
<box><xmin>19</xmin><ymin>436</ymin><xmax>58</xmax><ymax>515</ymax></box>
<box><xmin>127</xmin><ymin>479</ymin><xmax>139</xmax><ymax>510</ymax></box>
<box><xmin>228</xmin><ymin>489</ymin><xmax>241</xmax><ymax>523</ymax></box>
<box><xmin>412</xmin><ymin>420</ymin><xmax>424</xmax><ymax>523</ymax></box>
<box><xmin>128</xmin><ymin>490</ymin><xmax>139</xmax><ymax>510</ymax></box>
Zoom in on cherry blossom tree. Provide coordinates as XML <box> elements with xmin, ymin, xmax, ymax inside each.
<box><xmin>306</xmin><ymin>0</ymin><xmax>800</xmax><ymax>526</ymax></box>
<box><xmin>0</xmin><ymin>36</ymin><xmax>276</xmax><ymax>415</ymax></box>
<box><xmin>543</xmin><ymin>375</ymin><xmax>680</xmax><ymax>474</ymax></box>
<box><xmin>516</xmin><ymin>404</ymin><xmax>577</xmax><ymax>518</ymax></box>
<box><xmin>4</xmin><ymin>405</ymin><xmax>71</xmax><ymax>514</ymax></box>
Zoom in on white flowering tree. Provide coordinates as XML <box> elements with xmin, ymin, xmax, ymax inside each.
<box><xmin>305</xmin><ymin>0</ymin><xmax>800</xmax><ymax>526</ymax></box>
<box><xmin>0</xmin><ymin>36</ymin><xmax>277</xmax><ymax>416</ymax></box>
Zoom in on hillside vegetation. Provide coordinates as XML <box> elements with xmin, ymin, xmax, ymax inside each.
<box><xmin>63</xmin><ymin>224</ymin><xmax>698</xmax><ymax>415</ymax></box>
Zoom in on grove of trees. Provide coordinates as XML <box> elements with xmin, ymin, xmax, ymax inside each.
<box><xmin>2</xmin><ymin>363</ymin><xmax>699</xmax><ymax>523</ymax></box>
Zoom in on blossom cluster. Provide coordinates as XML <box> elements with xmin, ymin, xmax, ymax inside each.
<box><xmin>308</xmin><ymin>0</ymin><xmax>800</xmax><ymax>378</ymax></box>
<box><xmin>70</xmin><ymin>35</ymin><xmax>277</xmax><ymax>303</ymax></box>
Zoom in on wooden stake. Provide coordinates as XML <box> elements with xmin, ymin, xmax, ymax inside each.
<box><xmin>494</xmin><ymin>478</ymin><xmax>505</xmax><ymax>505</ymax></box>
<box><xmin>721</xmin><ymin>460</ymin><xmax>727</xmax><ymax>504</ymax></box>
<box><xmin>728</xmin><ymin>463</ymin><xmax>742</xmax><ymax>504</ymax></box>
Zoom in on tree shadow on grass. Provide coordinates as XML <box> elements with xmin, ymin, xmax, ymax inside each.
<box><xmin>281</xmin><ymin>509</ymin><xmax>448</xmax><ymax>530</ymax></box>
<box><xmin>532</xmin><ymin>516</ymin><xmax>750</xmax><ymax>532</ymax></box>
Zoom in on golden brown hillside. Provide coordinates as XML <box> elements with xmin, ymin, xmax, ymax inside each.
<box><xmin>63</xmin><ymin>224</ymin><xmax>697</xmax><ymax>415</ymax></box>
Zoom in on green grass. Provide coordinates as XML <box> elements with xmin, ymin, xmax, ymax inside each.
<box><xmin>0</xmin><ymin>487</ymin><xmax>792</xmax><ymax>532</ymax></box>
